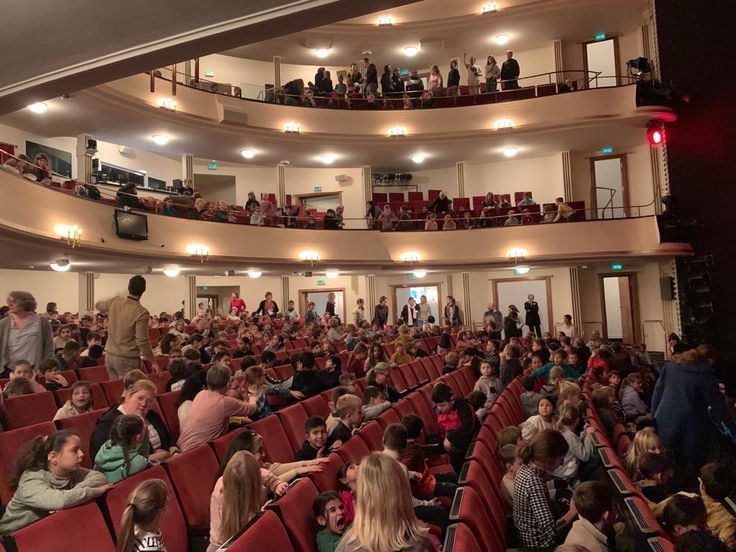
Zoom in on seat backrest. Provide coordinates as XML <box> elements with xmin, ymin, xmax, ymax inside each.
<box><xmin>223</xmin><ymin>510</ymin><xmax>294</xmax><ymax>552</ymax></box>
<box><xmin>152</xmin><ymin>371</ymin><xmax>172</xmax><ymax>395</ymax></box>
<box><xmin>56</xmin><ymin>408</ymin><xmax>109</xmax><ymax>469</ymax></box>
<box><xmin>301</xmin><ymin>394</ymin><xmax>330</xmax><ymax>419</ymax></box>
<box><xmin>449</xmin><ymin>486</ymin><xmax>505</xmax><ymax>552</ymax></box>
<box><xmin>376</xmin><ymin>407</ymin><xmax>402</xmax><ymax>429</ymax></box>
<box><xmin>307</xmin><ymin>452</ymin><xmax>343</xmax><ymax>493</ymax></box>
<box><xmin>358</xmin><ymin>421</ymin><xmax>384</xmax><ymax>452</ymax></box>
<box><xmin>398</xmin><ymin>363</ymin><xmax>418</xmax><ymax>388</ymax></box>
<box><xmin>59</xmin><ymin>370</ymin><xmax>79</xmax><ymax>384</ymax></box>
<box><xmin>248</xmin><ymin>415</ymin><xmax>295</xmax><ymax>464</ymax></box>
<box><xmin>156</xmin><ymin>390</ymin><xmax>182</xmax><ymax>441</ymax></box>
<box><xmin>12</xmin><ymin>501</ymin><xmax>115</xmax><ymax>552</ymax></box>
<box><xmin>459</xmin><ymin>461</ymin><xmax>507</xmax><ymax>540</ymax></box>
<box><xmin>56</xmin><ymin>383</ymin><xmax>109</xmax><ymax>412</ymax></box>
<box><xmin>2</xmin><ymin>392</ymin><xmax>59</xmax><ymax>430</ymax></box>
<box><xmin>409</xmin><ymin>360</ymin><xmax>429</xmax><ymax>383</ymax></box>
<box><xmin>406</xmin><ymin>393</ymin><xmax>438</xmax><ymax>434</ymax></box>
<box><xmin>336</xmin><ymin>436</ymin><xmax>372</xmax><ymax>464</ymax></box>
<box><xmin>104</xmin><ymin>465</ymin><xmax>188</xmax><ymax>552</ymax></box>
<box><xmin>99</xmin><ymin>379</ymin><xmax>125</xmax><ymax>406</ymax></box>
<box><xmin>277</xmin><ymin>404</ymin><xmax>309</xmax><ymax>455</ymax></box>
<box><xmin>269</xmin><ymin>478</ymin><xmax>320</xmax><ymax>552</ymax></box>
<box><xmin>164</xmin><ymin>444</ymin><xmax>220</xmax><ymax>529</ymax></box>
<box><xmin>420</xmin><ymin>357</ymin><xmax>439</xmax><ymax>380</ymax></box>
<box><xmin>210</xmin><ymin>427</ymin><xmax>249</xmax><ymax>463</ymax></box>
<box><xmin>389</xmin><ymin>367</ymin><xmax>409</xmax><ymax>393</ymax></box>
<box><xmin>0</xmin><ymin>422</ymin><xmax>57</xmax><ymax>504</ymax></box>
<box><xmin>76</xmin><ymin>365</ymin><xmax>110</xmax><ymax>384</ymax></box>
<box><xmin>443</xmin><ymin>522</ymin><xmax>483</xmax><ymax>552</ymax></box>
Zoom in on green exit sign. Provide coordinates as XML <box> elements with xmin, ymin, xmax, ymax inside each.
<box><xmin>314</xmin><ymin>186</ymin><xmax>322</xmax><ymax>192</ymax></box>
<box><xmin>204</xmin><ymin>71</ymin><xmax>214</xmax><ymax>77</ymax></box>
<box><xmin>601</xmin><ymin>147</ymin><xmax>613</xmax><ymax>154</ymax></box>
<box><xmin>207</xmin><ymin>162</ymin><xmax>217</xmax><ymax>170</ymax></box>
<box><xmin>202</xmin><ymin>286</ymin><xmax>208</xmax><ymax>290</ymax></box>
<box><xmin>316</xmin><ymin>279</ymin><xmax>326</xmax><ymax>286</ymax></box>
<box><xmin>407</xmin><ymin>274</ymin><xmax>417</xmax><ymax>281</ymax></box>
<box><xmin>400</xmin><ymin>69</ymin><xmax>410</xmax><ymax>76</ymax></box>
<box><xmin>595</xmin><ymin>33</ymin><xmax>606</xmax><ymax>41</ymax></box>
<box><xmin>611</xmin><ymin>264</ymin><xmax>623</xmax><ymax>270</ymax></box>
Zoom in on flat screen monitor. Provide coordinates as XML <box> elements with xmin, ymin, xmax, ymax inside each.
<box><xmin>114</xmin><ymin>209</ymin><xmax>149</xmax><ymax>241</ymax></box>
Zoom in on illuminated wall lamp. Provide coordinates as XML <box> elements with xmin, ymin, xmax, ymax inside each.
<box><xmin>54</xmin><ymin>224</ymin><xmax>82</xmax><ymax>248</ymax></box>
<box><xmin>481</xmin><ymin>2</ymin><xmax>498</xmax><ymax>13</ymax></box>
<box><xmin>284</xmin><ymin>122</ymin><xmax>301</xmax><ymax>134</ymax></box>
<box><xmin>186</xmin><ymin>243</ymin><xmax>210</xmax><ymax>262</ymax></box>
<box><xmin>157</xmin><ymin>98</ymin><xmax>177</xmax><ymax>111</ymax></box>
<box><xmin>507</xmin><ymin>247</ymin><xmax>527</xmax><ymax>262</ymax></box>
<box><xmin>300</xmin><ymin>250</ymin><xmax>320</xmax><ymax>266</ymax></box>
<box><xmin>50</xmin><ymin>259</ymin><xmax>71</xmax><ymax>272</ymax></box>
<box><xmin>163</xmin><ymin>268</ymin><xmax>180</xmax><ymax>277</ymax></box>
<box><xmin>377</xmin><ymin>15</ymin><xmax>394</xmax><ymax>26</ymax></box>
<box><xmin>514</xmin><ymin>266</ymin><xmax>530</xmax><ymax>275</ymax></box>
<box><xmin>247</xmin><ymin>270</ymin><xmax>263</xmax><ymax>278</ymax></box>
<box><xmin>388</xmin><ymin>126</ymin><xmax>407</xmax><ymax>138</ymax></box>
<box><xmin>494</xmin><ymin>118</ymin><xmax>514</xmax><ymax>130</ymax></box>
<box><xmin>412</xmin><ymin>269</ymin><xmax>427</xmax><ymax>278</ymax></box>
<box><xmin>400</xmin><ymin>252</ymin><xmax>421</xmax><ymax>263</ymax></box>
<box><xmin>325</xmin><ymin>269</ymin><xmax>339</xmax><ymax>278</ymax></box>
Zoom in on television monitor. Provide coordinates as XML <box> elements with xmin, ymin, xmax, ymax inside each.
<box><xmin>114</xmin><ymin>209</ymin><xmax>149</xmax><ymax>241</ymax></box>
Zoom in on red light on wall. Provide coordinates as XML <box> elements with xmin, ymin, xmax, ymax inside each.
<box><xmin>647</xmin><ymin>123</ymin><xmax>665</xmax><ymax>146</ymax></box>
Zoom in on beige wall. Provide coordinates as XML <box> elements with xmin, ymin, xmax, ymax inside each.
<box><xmin>0</xmin><ymin>270</ymin><xmax>80</xmax><ymax>314</ymax></box>
<box><xmin>95</xmin><ymin>140</ymin><xmax>181</xmax><ymax>186</ymax></box>
<box><xmin>94</xmin><ymin>273</ymin><xmax>188</xmax><ymax>317</ymax></box>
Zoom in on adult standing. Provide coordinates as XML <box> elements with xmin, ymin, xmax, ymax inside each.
<box><xmin>444</xmin><ymin>296</ymin><xmax>461</xmax><ymax>328</ymax></box>
<box><xmin>255</xmin><ymin>292</ymin><xmax>279</xmax><ymax>317</ymax></box>
<box><xmin>503</xmin><ymin>306</ymin><xmax>523</xmax><ymax>339</ymax></box>
<box><xmin>447</xmin><ymin>59</ymin><xmax>461</xmax><ymax>97</ymax></box>
<box><xmin>559</xmin><ymin>314</ymin><xmax>578</xmax><ymax>339</ymax></box>
<box><xmin>501</xmin><ymin>50</ymin><xmax>521</xmax><ymax>90</ymax></box>
<box><xmin>0</xmin><ymin>291</ymin><xmax>54</xmax><ymax>376</ymax></box>
<box><xmin>325</xmin><ymin>292</ymin><xmax>337</xmax><ymax>318</ymax></box>
<box><xmin>483</xmin><ymin>302</ymin><xmax>503</xmax><ymax>333</ymax></box>
<box><xmin>400</xmin><ymin>297</ymin><xmax>420</xmax><ymax>327</ymax></box>
<box><xmin>373</xmin><ymin>296</ymin><xmax>389</xmax><ymax>328</ymax></box>
<box><xmin>652</xmin><ymin>348</ymin><xmax>736</xmax><ymax>486</ymax></box>
<box><xmin>463</xmin><ymin>53</ymin><xmax>482</xmax><ymax>95</ymax></box>
<box><xmin>95</xmin><ymin>276</ymin><xmax>157</xmax><ymax>380</ymax></box>
<box><xmin>524</xmin><ymin>294</ymin><xmax>542</xmax><ymax>337</ymax></box>
<box><xmin>364</xmin><ymin>63</ymin><xmax>378</xmax><ymax>96</ymax></box>
<box><xmin>352</xmin><ymin>299</ymin><xmax>366</xmax><ymax>327</ymax></box>
<box><xmin>484</xmin><ymin>55</ymin><xmax>501</xmax><ymax>92</ymax></box>
<box><xmin>417</xmin><ymin>295</ymin><xmax>432</xmax><ymax>327</ymax></box>
<box><xmin>229</xmin><ymin>292</ymin><xmax>246</xmax><ymax>314</ymax></box>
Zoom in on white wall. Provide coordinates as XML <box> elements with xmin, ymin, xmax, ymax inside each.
<box><xmin>94</xmin><ymin>273</ymin><xmax>188</xmax><ymax>317</ymax></box>
<box><xmin>95</xmin><ymin>140</ymin><xmax>181</xmax><ymax>187</ymax></box>
<box><xmin>193</xmin><ymin>164</ymin><xmax>277</xmax><ymax>206</ymax></box>
<box><xmin>464</xmin><ymin>154</ymin><xmax>565</xmax><ymax>203</ymax></box>
<box><xmin>0</xmin><ymin>270</ymin><xmax>80</xmax><ymax>314</ymax></box>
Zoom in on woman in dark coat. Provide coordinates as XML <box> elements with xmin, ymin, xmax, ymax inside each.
<box><xmin>524</xmin><ymin>294</ymin><xmax>542</xmax><ymax>337</ymax></box>
<box><xmin>652</xmin><ymin>349</ymin><xmax>736</xmax><ymax>485</ymax></box>
<box><xmin>373</xmin><ymin>296</ymin><xmax>389</xmax><ymax>328</ymax></box>
<box><xmin>503</xmin><ymin>307</ymin><xmax>523</xmax><ymax>339</ymax></box>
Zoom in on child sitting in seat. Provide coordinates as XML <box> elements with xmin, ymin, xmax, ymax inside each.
<box><xmin>330</xmin><ymin>394</ymin><xmax>363</xmax><ymax>445</ymax></box>
<box><xmin>326</xmin><ymin>387</ymin><xmax>351</xmax><ymax>434</ymax></box>
<box><xmin>5</xmin><ymin>359</ymin><xmax>46</xmax><ymax>394</ymax></box>
<box><xmin>38</xmin><ymin>358</ymin><xmax>69</xmax><ymax>391</ymax></box>
<box><xmin>521</xmin><ymin>396</ymin><xmax>556</xmax><ymax>441</ymax></box>
<box><xmin>499</xmin><ymin>444</ymin><xmax>522</xmax><ymax>508</ymax></box>
<box><xmin>94</xmin><ymin>414</ymin><xmax>150</xmax><ymax>483</ymax></box>
<box><xmin>319</xmin><ymin>355</ymin><xmax>343</xmax><ymax>390</ymax></box>
<box><xmin>338</xmin><ymin>373</ymin><xmax>357</xmax><ymax>395</ymax></box>
<box><xmin>338</xmin><ymin>461</ymin><xmax>359</xmax><ymax>526</ymax></box>
<box><xmin>636</xmin><ymin>452</ymin><xmax>673</xmax><ymax>504</ymax></box>
<box><xmin>53</xmin><ymin>381</ymin><xmax>95</xmax><ymax>420</ymax></box>
<box><xmin>442</xmin><ymin>352</ymin><xmax>459</xmax><ymax>374</ymax></box>
<box><xmin>361</xmin><ymin>386</ymin><xmax>391</xmax><ymax>421</ymax></box>
<box><xmin>520</xmin><ymin>375</ymin><xmax>543</xmax><ymax>418</ymax></box>
<box><xmin>466</xmin><ymin>390</ymin><xmax>489</xmax><ymax>423</ymax></box>
<box><xmin>555</xmin><ymin>404</ymin><xmax>598</xmax><ymax>483</ymax></box>
<box><xmin>165</xmin><ymin>358</ymin><xmax>188</xmax><ymax>392</ymax></box>
<box><xmin>591</xmin><ymin>386</ymin><xmax>620</xmax><ymax>442</ymax></box>
<box><xmin>541</xmin><ymin>366</ymin><xmax>564</xmax><ymax>399</ymax></box>
<box><xmin>563</xmin><ymin>481</ymin><xmax>617</xmax><ymax>552</ymax></box>
<box><xmin>55</xmin><ymin>341</ymin><xmax>81</xmax><ymax>371</ymax></box>
<box><xmin>296</xmin><ymin>416</ymin><xmax>339</xmax><ymax>461</ymax></box>
<box><xmin>79</xmin><ymin>332</ymin><xmax>103</xmax><ymax>357</ymax></box>
<box><xmin>623</xmin><ymin>429</ymin><xmax>665</xmax><ymax>481</ymax></box>
<box><xmin>116</xmin><ymin>479</ymin><xmax>169</xmax><ymax>552</ymax></box>
<box><xmin>659</xmin><ymin>494</ymin><xmax>708</xmax><ymax>541</ymax></box>
<box><xmin>432</xmin><ymin>382</ymin><xmax>479</xmax><ymax>473</ymax></box>
<box><xmin>78</xmin><ymin>344</ymin><xmax>104</xmax><ymax>368</ymax></box>
<box><xmin>314</xmin><ymin>491</ymin><xmax>347</xmax><ymax>552</ymax></box>
<box><xmin>620</xmin><ymin>373</ymin><xmax>648</xmax><ymax>421</ymax></box>
<box><xmin>245</xmin><ymin>365</ymin><xmax>303</xmax><ymax>420</ymax></box>
<box><xmin>473</xmin><ymin>360</ymin><xmax>501</xmax><ymax>409</ymax></box>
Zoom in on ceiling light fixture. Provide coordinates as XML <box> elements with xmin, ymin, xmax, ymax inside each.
<box><xmin>503</xmin><ymin>147</ymin><xmax>519</xmax><ymax>157</ymax></box>
<box><xmin>50</xmin><ymin>259</ymin><xmax>71</xmax><ymax>272</ymax></box>
<box><xmin>377</xmin><ymin>15</ymin><xmax>394</xmax><ymax>26</ymax></box>
<box><xmin>240</xmin><ymin>149</ymin><xmax>255</xmax><ymax>159</ymax></box>
<box><xmin>404</xmin><ymin>46</ymin><xmax>419</xmax><ymax>57</ymax></box>
<box><xmin>284</xmin><ymin>122</ymin><xmax>300</xmax><ymax>134</ymax></box>
<box><xmin>28</xmin><ymin>102</ymin><xmax>48</xmax><ymax>114</ymax></box>
<box><xmin>412</xmin><ymin>269</ymin><xmax>427</xmax><ymax>278</ymax></box>
<box><xmin>325</xmin><ymin>269</ymin><xmax>339</xmax><ymax>278</ymax></box>
<box><xmin>186</xmin><ymin>243</ymin><xmax>210</xmax><ymax>262</ymax></box>
<box><xmin>247</xmin><ymin>270</ymin><xmax>263</xmax><ymax>278</ymax></box>
<box><xmin>388</xmin><ymin>126</ymin><xmax>407</xmax><ymax>137</ymax></box>
<box><xmin>493</xmin><ymin>118</ymin><xmax>514</xmax><ymax>130</ymax></box>
<box><xmin>410</xmin><ymin>154</ymin><xmax>426</xmax><ymax>164</ymax></box>
<box><xmin>163</xmin><ymin>268</ymin><xmax>180</xmax><ymax>277</ymax></box>
<box><xmin>151</xmin><ymin>134</ymin><xmax>169</xmax><ymax>145</ymax></box>
<box><xmin>514</xmin><ymin>266</ymin><xmax>530</xmax><ymax>275</ymax></box>
<box><xmin>495</xmin><ymin>34</ymin><xmax>510</xmax><ymax>45</ymax></box>
<box><xmin>482</xmin><ymin>1</ymin><xmax>498</xmax><ymax>13</ymax></box>
<box><xmin>320</xmin><ymin>154</ymin><xmax>336</xmax><ymax>164</ymax></box>
<box><xmin>315</xmin><ymin>48</ymin><xmax>330</xmax><ymax>58</ymax></box>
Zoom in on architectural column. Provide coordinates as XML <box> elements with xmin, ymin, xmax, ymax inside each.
<box><xmin>461</xmin><ymin>272</ymin><xmax>472</xmax><ymax>327</ymax></box>
<box><xmin>281</xmin><ymin>275</ymin><xmax>290</xmax><ymax>306</ymax></box>
<box><xmin>649</xmin><ymin>146</ymin><xmax>666</xmax><ymax>215</ymax></box>
<box><xmin>455</xmin><ymin>161</ymin><xmax>466</xmax><ymax>198</ymax></box>
<box><xmin>447</xmin><ymin>274</ymin><xmax>454</xmax><ymax>298</ymax></box>
<box><xmin>273</xmin><ymin>56</ymin><xmax>282</xmax><ymax>92</ymax></box>
<box><xmin>187</xmin><ymin>275</ymin><xmax>197</xmax><ymax>319</ymax></box>
<box><xmin>553</xmin><ymin>39</ymin><xmax>564</xmax><ymax>82</ymax></box>
<box><xmin>362</xmin><ymin>165</ymin><xmax>372</xmax><ymax>208</ymax></box>
<box><xmin>183</xmin><ymin>60</ymin><xmax>192</xmax><ymax>85</ymax></box>
<box><xmin>569</xmin><ymin>267</ymin><xmax>583</xmax><ymax>337</ymax></box>
<box><xmin>182</xmin><ymin>154</ymin><xmax>193</xmax><ymax>181</ymax></box>
<box><xmin>75</xmin><ymin>134</ymin><xmax>93</xmax><ymax>183</ymax></box>
<box><xmin>277</xmin><ymin>163</ymin><xmax>287</xmax><ymax>206</ymax></box>
<box><xmin>561</xmin><ymin>151</ymin><xmax>573</xmax><ymax>200</ymax></box>
<box><xmin>78</xmin><ymin>272</ymin><xmax>95</xmax><ymax>313</ymax></box>
<box><xmin>659</xmin><ymin>260</ymin><xmax>681</xmax><ymax>345</ymax></box>
<box><xmin>366</xmin><ymin>274</ymin><xmax>377</xmax><ymax>320</ymax></box>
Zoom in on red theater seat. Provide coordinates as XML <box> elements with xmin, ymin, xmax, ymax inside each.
<box><xmin>210</xmin><ymin>427</ymin><xmax>249</xmax><ymax>462</ymax></box>
<box><xmin>224</xmin><ymin>510</ymin><xmax>295</xmax><ymax>552</ymax></box>
<box><xmin>277</xmin><ymin>404</ymin><xmax>309</xmax><ymax>455</ymax></box>
<box><xmin>308</xmin><ymin>452</ymin><xmax>343</xmax><ymax>493</ymax></box>
<box><xmin>56</xmin><ymin>408</ymin><xmax>108</xmax><ymax>469</ymax></box>
<box><xmin>99</xmin><ymin>379</ymin><xmax>124</xmax><ymax>405</ymax></box>
<box><xmin>56</xmin><ymin>383</ymin><xmax>109</xmax><ymax>412</ymax></box>
<box><xmin>76</xmin><ymin>365</ymin><xmax>110</xmax><ymax>384</ymax></box>
<box><xmin>2</xmin><ymin>392</ymin><xmax>59</xmax><ymax>430</ymax></box>
<box><xmin>0</xmin><ymin>422</ymin><xmax>56</xmax><ymax>504</ymax></box>
<box><xmin>449</xmin><ymin>486</ymin><xmax>505</xmax><ymax>551</ymax></box>
<box><xmin>335</xmin><ymin>436</ymin><xmax>371</xmax><ymax>463</ymax></box>
<box><xmin>443</xmin><ymin>522</ymin><xmax>484</xmax><ymax>552</ymax></box>
<box><xmin>248</xmin><ymin>415</ymin><xmax>295</xmax><ymax>464</ymax></box>
<box><xmin>357</xmin><ymin>420</ymin><xmax>384</xmax><ymax>451</ymax></box>
<box><xmin>156</xmin><ymin>390</ymin><xmax>182</xmax><ymax>441</ymax></box>
<box><xmin>164</xmin><ymin>444</ymin><xmax>220</xmax><ymax>530</ymax></box>
<box><xmin>268</xmin><ymin>478</ymin><xmax>320</xmax><ymax>552</ymax></box>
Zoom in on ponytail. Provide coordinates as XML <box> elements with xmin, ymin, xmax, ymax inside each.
<box><xmin>117</xmin><ymin>503</ymin><xmax>137</xmax><ymax>552</ymax></box>
<box><xmin>519</xmin><ymin>429</ymin><xmax>568</xmax><ymax>466</ymax></box>
<box><xmin>556</xmin><ymin>404</ymin><xmax>580</xmax><ymax>431</ymax></box>
<box><xmin>11</xmin><ymin>430</ymin><xmax>77</xmax><ymax>491</ymax></box>
<box><xmin>109</xmin><ymin>415</ymin><xmax>145</xmax><ymax>476</ymax></box>
<box><xmin>518</xmin><ymin>443</ymin><xmax>534</xmax><ymax>464</ymax></box>
<box><xmin>116</xmin><ymin>479</ymin><xmax>168</xmax><ymax>552</ymax></box>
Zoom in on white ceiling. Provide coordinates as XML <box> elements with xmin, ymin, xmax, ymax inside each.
<box><xmin>222</xmin><ymin>0</ymin><xmax>648</xmax><ymax>66</ymax></box>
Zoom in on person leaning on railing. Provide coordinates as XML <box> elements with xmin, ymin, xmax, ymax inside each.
<box><xmin>32</xmin><ymin>152</ymin><xmax>53</xmax><ymax>184</ymax></box>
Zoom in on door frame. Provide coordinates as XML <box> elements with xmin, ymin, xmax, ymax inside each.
<box><xmin>582</xmin><ymin>36</ymin><xmax>621</xmax><ymax>88</ymax></box>
<box><xmin>196</xmin><ymin>294</ymin><xmax>220</xmax><ymax>315</ymax></box>
<box><xmin>598</xmin><ymin>272</ymin><xmax>641</xmax><ymax>344</ymax></box>
<box><xmin>389</xmin><ymin>282</ymin><xmax>443</xmax><ymax>326</ymax></box>
<box><xmin>299</xmin><ymin>287</ymin><xmax>347</xmax><ymax>322</ymax></box>
<box><xmin>491</xmin><ymin>276</ymin><xmax>554</xmax><ymax>332</ymax></box>
<box><xmin>589</xmin><ymin>154</ymin><xmax>630</xmax><ymax>219</ymax></box>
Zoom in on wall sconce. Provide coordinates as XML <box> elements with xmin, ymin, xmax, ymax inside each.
<box><xmin>50</xmin><ymin>259</ymin><xmax>71</xmax><ymax>272</ymax></box>
<box><xmin>481</xmin><ymin>2</ymin><xmax>498</xmax><ymax>13</ymax></box>
<box><xmin>376</xmin><ymin>15</ymin><xmax>394</xmax><ymax>26</ymax></box>
<box><xmin>507</xmin><ymin>247</ymin><xmax>527</xmax><ymax>262</ymax></box>
<box><xmin>400</xmin><ymin>252</ymin><xmax>421</xmax><ymax>263</ymax></box>
<box><xmin>186</xmin><ymin>243</ymin><xmax>210</xmax><ymax>262</ymax></box>
<box><xmin>300</xmin><ymin>250</ymin><xmax>320</xmax><ymax>266</ymax></box>
<box><xmin>493</xmin><ymin>118</ymin><xmax>514</xmax><ymax>130</ymax></box>
<box><xmin>157</xmin><ymin>98</ymin><xmax>177</xmax><ymax>111</ymax></box>
<box><xmin>388</xmin><ymin>126</ymin><xmax>407</xmax><ymax>138</ymax></box>
<box><xmin>514</xmin><ymin>266</ymin><xmax>530</xmax><ymax>275</ymax></box>
<box><xmin>284</xmin><ymin>122</ymin><xmax>301</xmax><ymax>134</ymax></box>
<box><xmin>54</xmin><ymin>224</ymin><xmax>82</xmax><ymax>248</ymax></box>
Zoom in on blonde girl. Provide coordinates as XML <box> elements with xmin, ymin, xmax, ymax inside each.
<box><xmin>336</xmin><ymin>452</ymin><xmax>434</xmax><ymax>552</ymax></box>
<box><xmin>624</xmin><ymin>430</ymin><xmax>665</xmax><ymax>481</ymax></box>
<box><xmin>117</xmin><ymin>478</ymin><xmax>168</xmax><ymax>552</ymax></box>
<box><xmin>541</xmin><ymin>366</ymin><xmax>564</xmax><ymax>398</ymax></box>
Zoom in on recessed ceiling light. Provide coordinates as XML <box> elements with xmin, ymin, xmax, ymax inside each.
<box><xmin>50</xmin><ymin>259</ymin><xmax>71</xmax><ymax>272</ymax></box>
<box><xmin>325</xmin><ymin>270</ymin><xmax>339</xmax><ymax>278</ymax></box>
<box><xmin>411</xmin><ymin>154</ymin><xmax>426</xmax><ymax>164</ymax></box>
<box><xmin>163</xmin><ymin>268</ymin><xmax>180</xmax><ymax>277</ymax></box>
<box><xmin>320</xmin><ymin>154</ymin><xmax>336</xmax><ymax>164</ymax></box>
<box><xmin>503</xmin><ymin>147</ymin><xmax>519</xmax><ymax>157</ymax></box>
<box><xmin>514</xmin><ymin>266</ymin><xmax>530</xmax><ymax>275</ymax></box>
<box><xmin>240</xmin><ymin>149</ymin><xmax>255</xmax><ymax>159</ymax></box>
<box><xmin>28</xmin><ymin>102</ymin><xmax>47</xmax><ymax>114</ymax></box>
<box><xmin>404</xmin><ymin>46</ymin><xmax>419</xmax><ymax>57</ymax></box>
<box><xmin>495</xmin><ymin>34</ymin><xmax>510</xmax><ymax>45</ymax></box>
<box><xmin>412</xmin><ymin>269</ymin><xmax>427</xmax><ymax>278</ymax></box>
<box><xmin>247</xmin><ymin>270</ymin><xmax>263</xmax><ymax>278</ymax></box>
<box><xmin>315</xmin><ymin>48</ymin><xmax>330</xmax><ymax>58</ymax></box>
<box><xmin>151</xmin><ymin>134</ymin><xmax>169</xmax><ymax>145</ymax></box>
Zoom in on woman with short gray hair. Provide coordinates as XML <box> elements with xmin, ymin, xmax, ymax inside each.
<box><xmin>0</xmin><ymin>291</ymin><xmax>54</xmax><ymax>376</ymax></box>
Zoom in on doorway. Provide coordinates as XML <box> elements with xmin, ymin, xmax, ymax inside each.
<box><xmin>299</xmin><ymin>288</ymin><xmax>346</xmax><ymax>322</ymax></box>
<box><xmin>491</xmin><ymin>277</ymin><xmax>553</xmax><ymax>336</ymax></box>
<box><xmin>583</xmin><ymin>38</ymin><xmax>620</xmax><ymax>88</ymax></box>
<box><xmin>599</xmin><ymin>273</ymin><xmax>640</xmax><ymax>343</ymax></box>
<box><xmin>391</xmin><ymin>284</ymin><xmax>442</xmax><ymax>326</ymax></box>
<box><xmin>590</xmin><ymin>155</ymin><xmax>629</xmax><ymax>219</ymax></box>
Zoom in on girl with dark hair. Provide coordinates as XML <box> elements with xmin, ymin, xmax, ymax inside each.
<box><xmin>94</xmin><ymin>414</ymin><xmax>149</xmax><ymax>483</ymax></box>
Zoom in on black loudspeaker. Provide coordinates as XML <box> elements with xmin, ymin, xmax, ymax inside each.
<box><xmin>660</xmin><ymin>276</ymin><xmax>675</xmax><ymax>300</ymax></box>
<box><xmin>173</xmin><ymin>179</ymin><xmax>183</xmax><ymax>189</ymax></box>
<box><xmin>305</xmin><ymin>271</ymin><xmax>313</xmax><ymax>278</ymax></box>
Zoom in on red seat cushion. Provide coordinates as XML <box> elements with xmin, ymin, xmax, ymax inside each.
<box><xmin>248</xmin><ymin>415</ymin><xmax>295</xmax><ymax>464</ymax></box>
<box><xmin>0</xmin><ymin>422</ymin><xmax>57</xmax><ymax>504</ymax></box>
<box><xmin>277</xmin><ymin>404</ymin><xmax>309</xmax><ymax>455</ymax></box>
<box><xmin>156</xmin><ymin>390</ymin><xmax>182</xmax><ymax>441</ymax></box>
<box><xmin>268</xmin><ymin>478</ymin><xmax>320</xmax><ymax>552</ymax></box>
<box><xmin>224</xmin><ymin>510</ymin><xmax>294</xmax><ymax>552</ymax></box>
<box><xmin>3</xmin><ymin>392</ymin><xmax>59</xmax><ymax>430</ymax></box>
<box><xmin>164</xmin><ymin>444</ymin><xmax>219</xmax><ymax>529</ymax></box>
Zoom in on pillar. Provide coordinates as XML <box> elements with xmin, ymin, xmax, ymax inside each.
<box><xmin>277</xmin><ymin>163</ymin><xmax>287</xmax><ymax>206</ymax></box>
<box><xmin>455</xmin><ymin>161</ymin><xmax>466</xmax><ymax>198</ymax></box>
<box><xmin>553</xmin><ymin>39</ymin><xmax>564</xmax><ymax>83</ymax></box>
<box><xmin>273</xmin><ymin>56</ymin><xmax>282</xmax><ymax>91</ymax></box>
<box><xmin>461</xmin><ymin>272</ymin><xmax>472</xmax><ymax>327</ymax></box>
<box><xmin>183</xmin><ymin>60</ymin><xmax>192</xmax><ymax>85</ymax></box>
<box><xmin>569</xmin><ymin>267</ymin><xmax>583</xmax><ymax>337</ymax></box>
<box><xmin>650</xmin><ymin>146</ymin><xmax>666</xmax><ymax>215</ymax></box>
<box><xmin>362</xmin><ymin>165</ymin><xmax>372</xmax><ymax>209</ymax></box>
<box><xmin>187</xmin><ymin>275</ymin><xmax>197</xmax><ymax>319</ymax></box>
<box><xmin>366</xmin><ymin>274</ymin><xmax>377</xmax><ymax>321</ymax></box>
<box><xmin>281</xmin><ymin>275</ymin><xmax>290</xmax><ymax>306</ymax></box>
<box><xmin>561</xmin><ymin>151</ymin><xmax>573</xmax><ymax>201</ymax></box>
<box><xmin>75</xmin><ymin>134</ymin><xmax>93</xmax><ymax>183</ymax></box>
<box><xmin>78</xmin><ymin>272</ymin><xmax>95</xmax><ymax>313</ymax></box>
<box><xmin>182</xmin><ymin>154</ymin><xmax>193</xmax><ymax>181</ymax></box>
